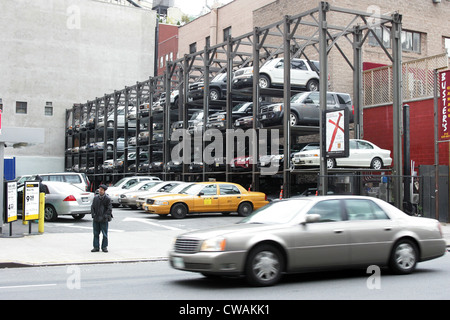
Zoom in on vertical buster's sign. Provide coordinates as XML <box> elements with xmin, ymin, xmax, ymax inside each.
<box><xmin>440</xmin><ymin>70</ymin><xmax>450</xmax><ymax>141</ymax></box>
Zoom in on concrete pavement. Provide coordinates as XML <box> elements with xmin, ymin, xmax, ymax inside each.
<box><xmin>0</xmin><ymin>221</ymin><xmax>183</xmax><ymax>267</ymax></box>
<box><xmin>0</xmin><ymin>221</ymin><xmax>449</xmax><ymax>268</ymax></box>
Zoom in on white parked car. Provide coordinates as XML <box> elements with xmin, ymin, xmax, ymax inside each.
<box><xmin>293</xmin><ymin>139</ymin><xmax>392</xmax><ymax>169</ymax></box>
<box><xmin>105</xmin><ymin>176</ymin><xmax>161</xmax><ymax>206</ymax></box>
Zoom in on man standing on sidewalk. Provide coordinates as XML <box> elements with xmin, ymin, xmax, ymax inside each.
<box><xmin>91</xmin><ymin>184</ymin><xmax>113</xmax><ymax>253</ymax></box>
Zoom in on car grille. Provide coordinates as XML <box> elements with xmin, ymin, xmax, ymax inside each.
<box><xmin>174</xmin><ymin>238</ymin><xmax>201</xmax><ymax>253</ymax></box>
<box><xmin>146</xmin><ymin>199</ymin><xmax>155</xmax><ymax>205</ymax></box>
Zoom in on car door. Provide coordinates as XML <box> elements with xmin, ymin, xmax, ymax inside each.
<box><xmin>218</xmin><ymin>184</ymin><xmax>242</xmax><ymax>212</ymax></box>
<box><xmin>336</xmin><ymin>139</ymin><xmax>357</xmax><ymax>167</ymax></box>
<box><xmin>290</xmin><ymin>59</ymin><xmax>309</xmax><ymax>86</ymax></box>
<box><xmin>270</xmin><ymin>59</ymin><xmax>284</xmax><ymax>84</ymax></box>
<box><xmin>340</xmin><ymin>140</ymin><xmax>374</xmax><ymax>167</ymax></box>
<box><xmin>343</xmin><ymin>199</ymin><xmax>397</xmax><ymax>265</ymax></box>
<box><xmin>291</xmin><ymin>199</ymin><xmax>350</xmax><ymax>270</ymax></box>
<box><xmin>303</xmin><ymin>92</ymin><xmax>320</xmax><ymax>122</ymax></box>
<box><xmin>192</xmin><ymin>184</ymin><xmax>220</xmax><ymax>212</ymax></box>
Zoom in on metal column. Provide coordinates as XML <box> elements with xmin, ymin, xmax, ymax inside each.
<box><xmin>318</xmin><ymin>1</ymin><xmax>330</xmax><ymax>195</ymax></box>
<box><xmin>391</xmin><ymin>13</ymin><xmax>403</xmax><ymax>209</ymax></box>
<box><xmin>282</xmin><ymin>16</ymin><xmax>292</xmax><ymax>198</ymax></box>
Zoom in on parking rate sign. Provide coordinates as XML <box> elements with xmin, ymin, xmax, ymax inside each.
<box><xmin>23</xmin><ymin>182</ymin><xmax>40</xmax><ymax>221</ymax></box>
<box><xmin>6</xmin><ymin>182</ymin><xmax>17</xmax><ymax>223</ymax></box>
<box><xmin>439</xmin><ymin>70</ymin><xmax>450</xmax><ymax>141</ymax></box>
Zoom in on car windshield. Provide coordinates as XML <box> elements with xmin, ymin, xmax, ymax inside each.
<box><xmin>113</xmin><ymin>178</ymin><xmax>128</xmax><ymax>187</ymax></box>
<box><xmin>232</xmin><ymin>103</ymin><xmax>251</xmax><ymax>112</ymax></box>
<box><xmin>290</xmin><ymin>92</ymin><xmax>310</xmax><ymax>103</ymax></box>
<box><xmin>212</xmin><ymin>73</ymin><xmax>226</xmax><ymax>82</ymax></box>
<box><xmin>239</xmin><ymin>200</ymin><xmax>311</xmax><ymax>224</ymax></box>
<box><xmin>139</xmin><ymin>182</ymin><xmax>162</xmax><ymax>191</ymax></box>
<box><xmin>180</xmin><ymin>184</ymin><xmax>207</xmax><ymax>195</ymax></box>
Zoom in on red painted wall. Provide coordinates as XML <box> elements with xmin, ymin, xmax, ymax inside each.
<box><xmin>157</xmin><ymin>24</ymin><xmax>179</xmax><ymax>76</ymax></box>
<box><xmin>363</xmin><ymin>98</ymin><xmax>450</xmax><ymax>170</ymax></box>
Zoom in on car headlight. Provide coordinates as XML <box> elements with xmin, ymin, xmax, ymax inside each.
<box><xmin>200</xmin><ymin>237</ymin><xmax>226</xmax><ymax>252</ymax></box>
<box><xmin>272</xmin><ymin>104</ymin><xmax>282</xmax><ymax>112</ymax></box>
<box><xmin>154</xmin><ymin>200</ymin><xmax>169</xmax><ymax>205</ymax></box>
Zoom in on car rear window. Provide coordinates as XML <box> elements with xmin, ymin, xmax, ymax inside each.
<box><xmin>64</xmin><ymin>175</ymin><xmax>82</xmax><ymax>184</ymax></box>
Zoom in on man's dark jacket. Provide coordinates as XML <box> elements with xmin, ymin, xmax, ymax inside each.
<box><xmin>91</xmin><ymin>194</ymin><xmax>113</xmax><ymax>222</ymax></box>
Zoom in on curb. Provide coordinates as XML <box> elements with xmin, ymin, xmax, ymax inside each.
<box><xmin>0</xmin><ymin>257</ymin><xmax>169</xmax><ymax>269</ymax></box>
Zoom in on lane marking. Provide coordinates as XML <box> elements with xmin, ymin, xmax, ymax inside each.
<box><xmin>123</xmin><ymin>217</ymin><xmax>182</xmax><ymax>231</ymax></box>
<box><xmin>0</xmin><ymin>283</ymin><xmax>57</xmax><ymax>290</ymax></box>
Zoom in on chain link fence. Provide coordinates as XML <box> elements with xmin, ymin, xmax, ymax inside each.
<box><xmin>363</xmin><ymin>53</ymin><xmax>449</xmax><ymax>107</ymax></box>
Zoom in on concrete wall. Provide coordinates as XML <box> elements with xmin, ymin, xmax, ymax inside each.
<box><xmin>0</xmin><ymin>0</ymin><xmax>156</xmax><ymax>176</ymax></box>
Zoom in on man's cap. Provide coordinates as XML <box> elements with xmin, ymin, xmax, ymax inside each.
<box><xmin>98</xmin><ymin>184</ymin><xmax>108</xmax><ymax>191</ymax></box>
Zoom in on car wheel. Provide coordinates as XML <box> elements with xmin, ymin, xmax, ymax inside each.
<box><xmin>237</xmin><ymin>202</ymin><xmax>253</xmax><ymax>217</ymax></box>
<box><xmin>306</xmin><ymin>79</ymin><xmax>319</xmax><ymax>91</ymax></box>
<box><xmin>72</xmin><ymin>214</ymin><xmax>85</xmax><ymax>220</ymax></box>
<box><xmin>389</xmin><ymin>239</ymin><xmax>418</xmax><ymax>274</ymax></box>
<box><xmin>289</xmin><ymin>112</ymin><xmax>298</xmax><ymax>126</ymax></box>
<box><xmin>45</xmin><ymin>205</ymin><xmax>58</xmax><ymax>222</ymax></box>
<box><xmin>210</xmin><ymin>89</ymin><xmax>220</xmax><ymax>101</ymax></box>
<box><xmin>245</xmin><ymin>244</ymin><xmax>284</xmax><ymax>286</ymax></box>
<box><xmin>259</xmin><ymin>75</ymin><xmax>271</xmax><ymax>89</ymax></box>
<box><xmin>326</xmin><ymin>158</ymin><xmax>336</xmax><ymax>169</ymax></box>
<box><xmin>370</xmin><ymin>157</ymin><xmax>383</xmax><ymax>170</ymax></box>
<box><xmin>170</xmin><ymin>203</ymin><xmax>188</xmax><ymax>219</ymax></box>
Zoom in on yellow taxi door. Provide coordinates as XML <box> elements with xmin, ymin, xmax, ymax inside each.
<box><xmin>218</xmin><ymin>184</ymin><xmax>242</xmax><ymax>212</ymax></box>
<box><xmin>192</xmin><ymin>184</ymin><xmax>219</xmax><ymax>212</ymax></box>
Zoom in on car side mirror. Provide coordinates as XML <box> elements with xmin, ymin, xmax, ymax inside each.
<box><xmin>302</xmin><ymin>214</ymin><xmax>321</xmax><ymax>224</ymax></box>
<box><xmin>198</xmin><ymin>192</ymin><xmax>204</xmax><ymax>196</ymax></box>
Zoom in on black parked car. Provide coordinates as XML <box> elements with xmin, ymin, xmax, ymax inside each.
<box><xmin>259</xmin><ymin>91</ymin><xmax>353</xmax><ymax>127</ymax></box>
<box><xmin>189</xmin><ymin>73</ymin><xmax>252</xmax><ymax>102</ymax></box>
<box><xmin>206</xmin><ymin>102</ymin><xmax>270</xmax><ymax>131</ymax></box>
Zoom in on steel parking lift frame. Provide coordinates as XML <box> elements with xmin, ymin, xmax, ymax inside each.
<box><xmin>65</xmin><ymin>2</ymin><xmax>403</xmax><ymax>208</ymax></box>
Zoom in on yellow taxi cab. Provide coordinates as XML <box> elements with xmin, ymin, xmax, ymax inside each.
<box><xmin>142</xmin><ymin>181</ymin><xmax>268</xmax><ymax>219</ymax></box>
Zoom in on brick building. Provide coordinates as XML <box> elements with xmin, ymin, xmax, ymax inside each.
<box><xmin>177</xmin><ymin>0</ymin><xmax>450</xmax><ymax>169</ymax></box>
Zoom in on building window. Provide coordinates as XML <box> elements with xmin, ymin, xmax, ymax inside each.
<box><xmin>189</xmin><ymin>42</ymin><xmax>197</xmax><ymax>54</ymax></box>
<box><xmin>223</xmin><ymin>26</ymin><xmax>231</xmax><ymax>41</ymax></box>
<box><xmin>444</xmin><ymin>37</ymin><xmax>450</xmax><ymax>57</ymax></box>
<box><xmin>16</xmin><ymin>101</ymin><xmax>27</xmax><ymax>114</ymax></box>
<box><xmin>45</xmin><ymin>102</ymin><xmax>53</xmax><ymax>116</ymax></box>
<box><xmin>205</xmin><ymin>36</ymin><xmax>210</xmax><ymax>48</ymax></box>
<box><xmin>401</xmin><ymin>30</ymin><xmax>421</xmax><ymax>53</ymax></box>
<box><xmin>368</xmin><ymin>26</ymin><xmax>391</xmax><ymax>48</ymax></box>
<box><xmin>368</xmin><ymin>28</ymin><xmax>421</xmax><ymax>53</ymax></box>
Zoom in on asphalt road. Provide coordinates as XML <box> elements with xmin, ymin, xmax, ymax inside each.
<box><xmin>3</xmin><ymin>206</ymin><xmax>244</xmax><ymax>236</ymax></box>
<box><xmin>0</xmin><ymin>255</ymin><xmax>449</xmax><ymax>301</ymax></box>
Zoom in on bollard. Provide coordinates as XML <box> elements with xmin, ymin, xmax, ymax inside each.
<box><xmin>39</xmin><ymin>192</ymin><xmax>45</xmax><ymax>234</ymax></box>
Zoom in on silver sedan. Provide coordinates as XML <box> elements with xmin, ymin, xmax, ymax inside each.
<box><xmin>169</xmin><ymin>196</ymin><xmax>446</xmax><ymax>286</ymax></box>
<box><xmin>43</xmin><ymin>181</ymin><xmax>94</xmax><ymax>221</ymax></box>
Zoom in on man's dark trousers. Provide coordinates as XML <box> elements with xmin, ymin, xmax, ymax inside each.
<box><xmin>93</xmin><ymin>221</ymin><xmax>108</xmax><ymax>250</ymax></box>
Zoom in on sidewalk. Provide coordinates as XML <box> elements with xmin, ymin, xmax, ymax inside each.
<box><xmin>0</xmin><ymin>222</ymin><xmax>449</xmax><ymax>268</ymax></box>
<box><xmin>0</xmin><ymin>223</ymin><xmax>183</xmax><ymax>267</ymax></box>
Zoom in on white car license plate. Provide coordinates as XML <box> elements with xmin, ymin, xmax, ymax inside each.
<box><xmin>81</xmin><ymin>197</ymin><xmax>89</xmax><ymax>202</ymax></box>
<box><xmin>173</xmin><ymin>257</ymin><xmax>185</xmax><ymax>268</ymax></box>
